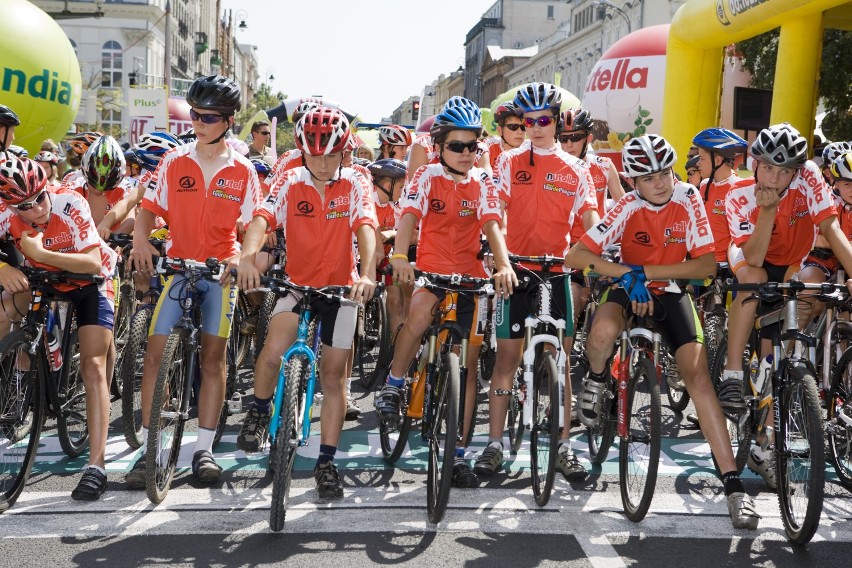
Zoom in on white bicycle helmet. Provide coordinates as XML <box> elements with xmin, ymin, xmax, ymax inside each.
<box><xmin>750</xmin><ymin>123</ymin><xmax>808</xmax><ymax>168</ymax></box>
<box><xmin>621</xmin><ymin>134</ymin><xmax>677</xmax><ymax>178</ymax></box>
<box><xmin>830</xmin><ymin>151</ymin><xmax>852</xmax><ymax>182</ymax></box>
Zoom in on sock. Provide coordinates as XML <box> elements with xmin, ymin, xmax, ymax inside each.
<box><xmin>346</xmin><ymin>377</ymin><xmax>353</xmax><ymax>397</ymax></box>
<box><xmin>317</xmin><ymin>444</ymin><xmax>337</xmax><ymax>467</ymax></box>
<box><xmin>194</xmin><ymin>427</ymin><xmax>216</xmax><ymax>454</ymax></box>
<box><xmin>387</xmin><ymin>373</ymin><xmax>404</xmax><ymax>388</ymax></box>
<box><xmin>723</xmin><ymin>370</ymin><xmax>744</xmax><ymax>381</ymax></box>
<box><xmin>85</xmin><ymin>464</ymin><xmax>106</xmax><ymax>475</ymax></box>
<box><xmin>254</xmin><ymin>396</ymin><xmax>272</xmax><ymax>414</ymax></box>
<box><xmin>455</xmin><ymin>447</ymin><xmax>465</xmax><ymax>461</ymax></box>
<box><xmin>721</xmin><ymin>471</ymin><xmax>745</xmax><ymax>496</ymax></box>
<box><xmin>487</xmin><ymin>438</ymin><xmax>503</xmax><ymax>449</ymax></box>
<box><xmin>141</xmin><ymin>427</ymin><xmax>148</xmax><ymax>452</ymax></box>
<box><xmin>558</xmin><ymin>440</ymin><xmax>571</xmax><ymax>453</ymax></box>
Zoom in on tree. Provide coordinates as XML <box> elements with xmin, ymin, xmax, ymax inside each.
<box><xmin>235</xmin><ymin>83</ymin><xmax>296</xmax><ymax>153</ymax></box>
<box><xmin>735</xmin><ymin>29</ymin><xmax>852</xmax><ymax>141</ymax></box>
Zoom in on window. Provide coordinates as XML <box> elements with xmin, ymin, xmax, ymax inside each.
<box><xmin>547</xmin><ymin>5</ymin><xmax>554</xmax><ymax>20</ymax></box>
<box><xmin>101</xmin><ymin>40</ymin><xmax>123</xmax><ymax>87</ymax></box>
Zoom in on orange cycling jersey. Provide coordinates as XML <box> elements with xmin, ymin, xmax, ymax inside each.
<box><xmin>374</xmin><ymin>196</ymin><xmax>400</xmax><ymax>258</ymax></box>
<box><xmin>412</xmin><ymin>133</ymin><xmax>439</xmax><ymax>165</ymax></box>
<box><xmin>581</xmin><ymin>182</ymin><xmax>715</xmax><ymax>288</ymax></box>
<box><xmin>400</xmin><ymin>164</ymin><xmax>501</xmax><ymax>278</ymax></box>
<box><xmin>0</xmin><ymin>189</ymin><xmax>117</xmax><ymax>292</ymax></box>
<box><xmin>257</xmin><ymin>167</ymin><xmax>377</xmax><ymax>288</ymax></box>
<box><xmin>832</xmin><ymin>194</ymin><xmax>852</xmax><ymax>241</ymax></box>
<box><xmin>61</xmin><ymin>169</ymin><xmax>82</xmax><ymax>185</ymax></box>
<box><xmin>264</xmin><ymin>148</ymin><xmax>303</xmax><ymax>192</ymax></box>
<box><xmin>699</xmin><ymin>173</ymin><xmax>752</xmax><ymax>263</ymax></box>
<box><xmin>62</xmin><ymin>175</ymin><xmax>134</xmax><ymax>230</ymax></box>
<box><xmin>484</xmin><ymin>136</ymin><xmax>503</xmax><ymax>172</ymax></box>
<box><xmin>569</xmin><ymin>153</ymin><xmax>614</xmax><ymax>245</ymax></box>
<box><xmin>727</xmin><ymin>161</ymin><xmax>834</xmax><ymax>267</ymax></box>
<box><xmin>496</xmin><ymin>142</ymin><xmax>597</xmax><ymax>264</ymax></box>
<box><xmin>141</xmin><ymin>143</ymin><xmax>261</xmax><ymax>262</ymax></box>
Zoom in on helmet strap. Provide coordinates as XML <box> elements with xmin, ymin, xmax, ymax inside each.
<box><xmin>438</xmin><ymin>146</ymin><xmax>467</xmax><ymax>177</ymax></box>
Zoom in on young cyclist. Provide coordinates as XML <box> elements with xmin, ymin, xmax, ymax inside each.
<box><xmin>565</xmin><ymin>134</ymin><xmax>760</xmax><ymax>530</ymax></box>
<box><xmin>483</xmin><ymin>102</ymin><xmax>526</xmax><ymax>172</ymax></box>
<box><xmin>821</xmin><ymin>141</ymin><xmax>851</xmax><ymax>185</ymax></box>
<box><xmin>375</xmin><ymin>97</ymin><xmax>517</xmax><ymax>488</ymax></box>
<box><xmin>0</xmin><ymin>155</ymin><xmax>118</xmax><ymax>501</ymax></box>
<box><xmin>685</xmin><ymin>154</ymin><xmax>701</xmax><ymax>188</ymax></box>
<box><xmin>378</xmin><ymin>125</ymin><xmax>412</xmax><ymax>161</ymax></box>
<box><xmin>235</xmin><ymin>107</ymin><xmax>378</xmax><ymax>500</ymax></box>
<box><xmin>127</xmin><ymin>75</ymin><xmax>261</xmax><ymax>487</ymax></box>
<box><xmin>0</xmin><ymin>104</ymin><xmax>20</xmax><ymax>155</ymax></box>
<box><xmin>62</xmin><ymin>132</ymin><xmax>102</xmax><ymax>184</ymax></box>
<box><xmin>722</xmin><ymin>124</ymin><xmax>852</xmax><ymax>489</ymax></box>
<box><xmin>34</xmin><ymin>151</ymin><xmax>61</xmax><ymax>183</ymax></box>
<box><xmin>476</xmin><ymin>83</ymin><xmax>598</xmax><ymax>481</ymax></box>
<box><xmin>261</xmin><ymin>101</ymin><xmax>323</xmax><ymax>192</ymax></box>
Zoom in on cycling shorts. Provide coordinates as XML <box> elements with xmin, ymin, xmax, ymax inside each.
<box><xmin>495</xmin><ymin>273</ymin><xmax>574</xmax><ymax>340</ymax></box>
<box><xmin>414</xmin><ymin>285</ymin><xmax>486</xmax><ymax>347</ymax></box>
<box><xmin>271</xmin><ymin>291</ymin><xmax>358</xmax><ymax>350</ymax></box>
<box><xmin>802</xmin><ymin>247</ymin><xmax>838</xmax><ymax>280</ymax></box>
<box><xmin>150</xmin><ymin>274</ymin><xmax>237</xmax><ymax>338</ymax></box>
<box><xmin>50</xmin><ymin>281</ymin><xmax>115</xmax><ymax>330</ymax></box>
<box><xmin>599</xmin><ymin>287</ymin><xmax>701</xmax><ymax>353</ymax></box>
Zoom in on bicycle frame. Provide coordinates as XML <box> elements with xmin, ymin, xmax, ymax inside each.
<box><xmin>614</xmin><ymin>322</ymin><xmax>661</xmax><ymax>438</ymax></box>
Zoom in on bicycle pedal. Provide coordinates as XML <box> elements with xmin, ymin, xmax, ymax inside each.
<box><xmin>227</xmin><ymin>392</ymin><xmax>242</xmax><ymax>413</ymax></box>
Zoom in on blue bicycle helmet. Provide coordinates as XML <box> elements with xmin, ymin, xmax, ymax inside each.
<box><xmin>692</xmin><ymin>128</ymin><xmax>747</xmax><ymax>159</ymax></box>
<box><xmin>250</xmin><ymin>157</ymin><xmax>272</xmax><ymax>178</ymax></box>
<box><xmin>134</xmin><ymin>131</ymin><xmax>182</xmax><ymax>172</ymax></box>
<box><xmin>368</xmin><ymin>158</ymin><xmax>407</xmax><ymax>180</ymax></box>
<box><xmin>513</xmin><ymin>82</ymin><xmax>562</xmax><ymax>115</ymax></box>
<box><xmin>430</xmin><ymin>97</ymin><xmax>482</xmax><ymax>141</ymax></box>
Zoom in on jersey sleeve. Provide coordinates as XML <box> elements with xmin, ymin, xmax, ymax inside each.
<box><xmin>240</xmin><ymin>163</ymin><xmax>262</xmax><ymax>224</ymax></box>
<box><xmin>726</xmin><ymin>187</ymin><xmax>755</xmax><ymax>247</ymax></box>
<box><xmin>399</xmin><ymin>166</ymin><xmax>432</xmax><ymax>221</ymax></box>
<box><xmin>573</xmin><ymin>165</ymin><xmax>598</xmax><ymax>221</ymax></box>
<box><xmin>580</xmin><ymin>195</ymin><xmax>631</xmax><ymax>255</ymax></box>
<box><xmin>65</xmin><ymin>192</ymin><xmax>101</xmax><ymax>253</ymax></box>
<box><xmin>683</xmin><ymin>186</ymin><xmax>715</xmax><ymax>257</ymax></box>
<box><xmin>256</xmin><ymin>175</ymin><xmax>289</xmax><ymax>231</ymax></box>
<box><xmin>477</xmin><ymin>172</ymin><xmax>502</xmax><ymax>226</ymax></box>
<box><xmin>349</xmin><ymin>171</ymin><xmax>378</xmax><ymax>232</ymax></box>
<box><xmin>141</xmin><ymin>153</ymin><xmax>171</xmax><ymax>220</ymax></box>
<box><xmin>0</xmin><ymin>203</ymin><xmax>12</xmax><ymax>236</ymax></box>
<box><xmin>800</xmin><ymin>163</ymin><xmax>837</xmax><ymax>226</ymax></box>
<box><xmin>494</xmin><ymin>152</ymin><xmax>511</xmax><ymax>204</ymax></box>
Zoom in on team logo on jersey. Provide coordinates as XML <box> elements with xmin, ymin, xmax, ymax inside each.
<box><xmin>739</xmin><ymin>221</ymin><xmax>750</xmax><ymax>231</ymax></box>
<box><xmin>178</xmin><ymin>176</ymin><xmax>196</xmax><ymax>191</ymax></box>
<box><xmin>595</xmin><ymin>221</ymin><xmax>610</xmax><ymax>234</ymax></box>
<box><xmin>514</xmin><ymin>171</ymin><xmax>532</xmax><ymax>183</ymax></box>
<box><xmin>43</xmin><ymin>233</ymin><xmax>72</xmax><ymax>247</ymax></box>
<box><xmin>211</xmin><ymin>189</ymin><xmax>241</xmax><ymax>203</ymax></box>
<box><xmin>296</xmin><ymin>201</ymin><xmax>315</xmax><ymax>216</ymax></box>
<box><xmin>326</xmin><ymin>211</ymin><xmax>350</xmax><ymax>220</ymax></box>
<box><xmin>430</xmin><ymin>199</ymin><xmax>446</xmax><ymax>213</ymax></box>
<box><xmin>328</xmin><ymin>196</ymin><xmax>350</xmax><ymax>209</ymax></box>
<box><xmin>546</xmin><ymin>172</ymin><xmax>578</xmax><ymax>185</ymax></box>
<box><xmin>663</xmin><ymin>222</ymin><xmax>686</xmax><ymax>247</ymax></box>
<box><xmin>61</xmin><ymin>202</ymin><xmax>91</xmax><ymax>241</ymax></box>
<box><xmin>216</xmin><ymin>178</ymin><xmax>245</xmax><ymax>191</ymax></box>
<box><xmin>633</xmin><ymin>231</ymin><xmax>651</xmax><ymax>246</ymax></box>
<box><xmin>543</xmin><ymin>183</ymin><xmax>573</xmax><ymax>198</ymax></box>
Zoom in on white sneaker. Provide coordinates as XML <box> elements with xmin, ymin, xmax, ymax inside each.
<box><xmin>747</xmin><ymin>446</ymin><xmax>777</xmax><ymax>491</ymax></box>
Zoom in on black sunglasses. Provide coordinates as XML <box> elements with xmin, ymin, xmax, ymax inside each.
<box><xmin>445</xmin><ymin>140</ymin><xmax>479</xmax><ymax>154</ymax></box>
<box><xmin>558</xmin><ymin>132</ymin><xmax>587</xmax><ymax>143</ymax></box>
<box><xmin>13</xmin><ymin>190</ymin><xmax>48</xmax><ymax>211</ymax></box>
<box><xmin>523</xmin><ymin>116</ymin><xmax>554</xmax><ymax>128</ymax></box>
<box><xmin>189</xmin><ymin>109</ymin><xmax>228</xmax><ymax>124</ymax></box>
<box><xmin>258</xmin><ymin>131</ymin><xmax>271</xmax><ymax>136</ymax></box>
<box><xmin>503</xmin><ymin>123</ymin><xmax>525</xmax><ymax>132</ymax></box>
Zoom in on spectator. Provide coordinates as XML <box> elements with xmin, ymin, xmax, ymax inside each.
<box><xmin>247</xmin><ymin>120</ymin><xmax>275</xmax><ymax>166</ymax></box>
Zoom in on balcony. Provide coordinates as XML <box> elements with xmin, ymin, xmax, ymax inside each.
<box><xmin>195</xmin><ymin>32</ymin><xmax>208</xmax><ymax>55</ymax></box>
<box><xmin>178</xmin><ymin>21</ymin><xmax>189</xmax><ymax>40</ymax></box>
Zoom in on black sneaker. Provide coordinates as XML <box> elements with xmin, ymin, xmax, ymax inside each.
<box><xmin>125</xmin><ymin>453</ymin><xmax>146</xmax><ymax>489</ymax></box>
<box><xmin>718</xmin><ymin>375</ymin><xmax>746</xmax><ymax>413</ymax></box>
<box><xmin>191</xmin><ymin>450</ymin><xmax>223</xmax><ymax>485</ymax></box>
<box><xmin>237</xmin><ymin>406</ymin><xmax>271</xmax><ymax>452</ymax></box>
<box><xmin>374</xmin><ymin>384</ymin><xmax>402</xmax><ymax>417</ymax></box>
<box><xmin>473</xmin><ymin>443</ymin><xmax>503</xmax><ymax>476</ymax></box>
<box><xmin>452</xmin><ymin>460</ymin><xmax>480</xmax><ymax>488</ymax></box>
<box><xmin>314</xmin><ymin>461</ymin><xmax>344</xmax><ymax>501</ymax></box>
<box><xmin>71</xmin><ymin>467</ymin><xmax>107</xmax><ymax>501</ymax></box>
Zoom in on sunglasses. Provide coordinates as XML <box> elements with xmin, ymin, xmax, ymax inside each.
<box><xmin>258</xmin><ymin>131</ymin><xmax>271</xmax><ymax>136</ymax></box>
<box><xmin>189</xmin><ymin>109</ymin><xmax>228</xmax><ymax>124</ymax></box>
<box><xmin>558</xmin><ymin>132</ymin><xmax>587</xmax><ymax>144</ymax></box>
<box><xmin>687</xmin><ymin>170</ymin><xmax>700</xmax><ymax>177</ymax></box>
<box><xmin>13</xmin><ymin>190</ymin><xmax>48</xmax><ymax>211</ymax></box>
<box><xmin>523</xmin><ymin>116</ymin><xmax>555</xmax><ymax>128</ymax></box>
<box><xmin>445</xmin><ymin>140</ymin><xmax>479</xmax><ymax>154</ymax></box>
<box><xmin>503</xmin><ymin>123</ymin><xmax>526</xmax><ymax>132</ymax></box>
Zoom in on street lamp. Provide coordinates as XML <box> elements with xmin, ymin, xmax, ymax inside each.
<box><xmin>266</xmin><ymin>67</ymin><xmax>276</xmax><ymax>83</ymax></box>
<box><xmin>236</xmin><ymin>10</ymin><xmax>248</xmax><ymax>31</ymax></box>
<box><xmin>593</xmin><ymin>0</ymin><xmax>632</xmax><ymax>33</ymax></box>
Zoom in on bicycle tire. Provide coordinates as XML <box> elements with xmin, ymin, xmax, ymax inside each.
<box><xmin>146</xmin><ymin>329</ymin><xmax>190</xmax><ymax>504</ymax></box>
<box><xmin>356</xmin><ymin>295</ymin><xmax>388</xmax><ymax>390</ymax></box>
<box><xmin>0</xmin><ymin>331</ymin><xmax>45</xmax><ymax>512</ymax></box>
<box><xmin>270</xmin><ymin>353</ymin><xmax>308</xmax><ymax>532</ymax></box>
<box><xmin>709</xmin><ymin>336</ymin><xmax>751</xmax><ymax>473</ymax></box>
<box><xmin>254</xmin><ymin>291</ymin><xmax>276</xmax><ymax>358</ymax></box>
<box><xmin>587</xmin><ymin>376</ymin><xmax>617</xmax><ymax>466</ymax></box>
<box><xmin>379</xmin><ymin>366</ymin><xmax>415</xmax><ymax>464</ymax></box>
<box><xmin>663</xmin><ymin>351</ymin><xmax>690</xmax><ymax>413</ymax></box>
<box><xmin>619</xmin><ymin>356</ymin><xmax>661</xmax><ymax>523</ymax></box>
<box><xmin>56</xmin><ymin>318</ymin><xmax>89</xmax><ymax>458</ymax></box>
<box><xmin>828</xmin><ymin>346</ymin><xmax>852</xmax><ymax>490</ymax></box>
<box><xmin>702</xmin><ymin>309</ymin><xmax>727</xmax><ymax>375</ymax></box>
<box><xmin>530</xmin><ymin>350</ymin><xmax>559</xmax><ymax>506</ymax></box>
<box><xmin>121</xmin><ymin>307</ymin><xmax>153</xmax><ymax>449</ymax></box>
<box><xmin>426</xmin><ymin>352</ymin><xmax>459</xmax><ymax>524</ymax></box>
<box><xmin>507</xmin><ymin>368</ymin><xmax>525</xmax><ymax>454</ymax></box>
<box><xmin>111</xmin><ymin>278</ymin><xmax>136</xmax><ymax>399</ymax></box>
<box><xmin>777</xmin><ymin>364</ymin><xmax>824</xmax><ymax>545</ymax></box>
<box><xmin>229</xmin><ymin>291</ymin><xmax>251</xmax><ymax>369</ymax></box>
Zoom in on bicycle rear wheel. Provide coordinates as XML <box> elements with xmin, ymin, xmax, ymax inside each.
<box><xmin>777</xmin><ymin>364</ymin><xmax>824</xmax><ymax>545</ymax></box>
<box><xmin>663</xmin><ymin>351</ymin><xmax>690</xmax><ymax>413</ymax></box>
<box><xmin>146</xmin><ymin>329</ymin><xmax>190</xmax><ymax>504</ymax></box>
<box><xmin>619</xmin><ymin>356</ymin><xmax>661</xmax><ymax>522</ymax></box>
<box><xmin>270</xmin><ymin>354</ymin><xmax>308</xmax><ymax>532</ymax></box>
<box><xmin>229</xmin><ymin>291</ymin><xmax>251</xmax><ymax>369</ymax></box>
<box><xmin>709</xmin><ymin>337</ymin><xmax>751</xmax><ymax>473</ymax></box>
<box><xmin>122</xmin><ymin>307</ymin><xmax>153</xmax><ymax>449</ymax></box>
<box><xmin>254</xmin><ymin>291</ymin><xmax>276</xmax><ymax>359</ymax></box>
<box><xmin>587</xmin><ymin>377</ymin><xmax>616</xmax><ymax>466</ymax></box>
<box><xmin>426</xmin><ymin>352</ymin><xmax>459</xmax><ymax>524</ymax></box>
<box><xmin>0</xmin><ymin>331</ymin><xmax>45</xmax><ymax>512</ymax></box>
<box><xmin>507</xmin><ymin>367</ymin><xmax>525</xmax><ymax>454</ymax></box>
<box><xmin>111</xmin><ymin>276</ymin><xmax>136</xmax><ymax>398</ymax></box>
<box><xmin>56</xmin><ymin>317</ymin><xmax>89</xmax><ymax>458</ymax></box>
<box><xmin>356</xmin><ymin>295</ymin><xmax>389</xmax><ymax>390</ymax></box>
<box><xmin>828</xmin><ymin>347</ymin><xmax>852</xmax><ymax>490</ymax></box>
<box><xmin>530</xmin><ymin>350</ymin><xmax>559</xmax><ymax>506</ymax></box>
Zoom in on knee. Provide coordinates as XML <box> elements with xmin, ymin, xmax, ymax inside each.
<box><xmin>80</xmin><ymin>357</ymin><xmax>108</xmax><ymax>384</ymax></box>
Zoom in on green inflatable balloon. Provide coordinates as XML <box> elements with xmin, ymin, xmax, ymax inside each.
<box><xmin>0</xmin><ymin>0</ymin><xmax>82</xmax><ymax>155</ymax></box>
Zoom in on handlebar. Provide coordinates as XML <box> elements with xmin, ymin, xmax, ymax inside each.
<box><xmin>1</xmin><ymin>266</ymin><xmax>105</xmax><ymax>289</ymax></box>
<box><xmin>412</xmin><ymin>269</ymin><xmax>493</xmax><ymax>294</ymax></box>
<box><xmin>726</xmin><ymin>278</ymin><xmax>851</xmax><ymax>303</ymax></box>
<box><xmin>156</xmin><ymin>256</ymin><xmax>224</xmax><ymax>280</ymax></box>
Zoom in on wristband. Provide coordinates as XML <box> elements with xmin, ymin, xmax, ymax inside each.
<box><xmin>0</xmin><ymin>261</ymin><xmax>7</xmax><ymax>269</ymax></box>
<box><xmin>389</xmin><ymin>253</ymin><xmax>408</xmax><ymax>261</ymax></box>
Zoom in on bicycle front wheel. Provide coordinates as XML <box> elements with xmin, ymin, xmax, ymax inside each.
<box><xmin>777</xmin><ymin>364</ymin><xmax>824</xmax><ymax>545</ymax></box>
<box><xmin>828</xmin><ymin>346</ymin><xmax>852</xmax><ymax>490</ymax></box>
<box><xmin>111</xmin><ymin>275</ymin><xmax>136</xmax><ymax>398</ymax></box>
<box><xmin>270</xmin><ymin>353</ymin><xmax>308</xmax><ymax>532</ymax></box>
<box><xmin>356</xmin><ymin>295</ymin><xmax>388</xmax><ymax>390</ymax></box>
<box><xmin>709</xmin><ymin>337</ymin><xmax>751</xmax><ymax>473</ymax></box>
<box><xmin>587</xmin><ymin>376</ymin><xmax>616</xmax><ymax>466</ymax></box>
<box><xmin>0</xmin><ymin>331</ymin><xmax>45</xmax><ymax>512</ymax></box>
<box><xmin>507</xmin><ymin>367</ymin><xmax>525</xmax><ymax>455</ymax></box>
<box><xmin>530</xmin><ymin>350</ymin><xmax>559</xmax><ymax>506</ymax></box>
<box><xmin>146</xmin><ymin>329</ymin><xmax>190</xmax><ymax>504</ymax></box>
<box><xmin>619</xmin><ymin>356</ymin><xmax>661</xmax><ymax>522</ymax></box>
<box><xmin>426</xmin><ymin>352</ymin><xmax>459</xmax><ymax>524</ymax></box>
<box><xmin>122</xmin><ymin>307</ymin><xmax>153</xmax><ymax>449</ymax></box>
<box><xmin>56</xmin><ymin>318</ymin><xmax>89</xmax><ymax>457</ymax></box>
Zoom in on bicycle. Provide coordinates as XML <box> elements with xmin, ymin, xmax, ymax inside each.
<box><xmin>355</xmin><ymin>288</ymin><xmax>391</xmax><ymax>390</ymax></box>
<box><xmin>260</xmin><ymin>276</ymin><xmax>361</xmax><ymax>533</ymax></box>
<box><xmin>144</xmin><ymin>256</ymin><xmax>229</xmax><ymax>504</ymax></box>
<box><xmin>106</xmin><ymin>233</ymin><xmax>138</xmax><ymax>401</ymax></box>
<box><xmin>0</xmin><ymin>268</ymin><xmax>103</xmax><ymax>512</ymax></box>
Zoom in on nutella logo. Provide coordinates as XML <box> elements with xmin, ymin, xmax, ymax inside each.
<box><xmin>585</xmin><ymin>58</ymin><xmax>648</xmax><ymax>92</ymax></box>
<box><xmin>62</xmin><ymin>202</ymin><xmax>90</xmax><ymax>241</ymax></box>
<box><xmin>690</xmin><ymin>191</ymin><xmax>711</xmax><ymax>238</ymax></box>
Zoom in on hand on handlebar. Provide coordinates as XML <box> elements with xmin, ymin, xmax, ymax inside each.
<box><xmin>492</xmin><ymin>264</ymin><xmax>518</xmax><ymax>297</ymax></box>
<box><xmin>129</xmin><ymin>239</ymin><xmax>159</xmax><ymax>274</ymax></box>
<box><xmin>0</xmin><ymin>264</ymin><xmax>29</xmax><ymax>295</ymax></box>
<box><xmin>620</xmin><ymin>270</ymin><xmax>653</xmax><ymax>316</ymax></box>
<box><xmin>390</xmin><ymin>256</ymin><xmax>414</xmax><ymax>285</ymax></box>
<box><xmin>350</xmin><ymin>274</ymin><xmax>376</xmax><ymax>304</ymax></box>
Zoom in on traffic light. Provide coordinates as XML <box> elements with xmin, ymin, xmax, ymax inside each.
<box><xmin>412</xmin><ymin>99</ymin><xmax>420</xmax><ymax>117</ymax></box>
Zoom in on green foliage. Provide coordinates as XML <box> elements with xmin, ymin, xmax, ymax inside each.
<box><xmin>235</xmin><ymin>83</ymin><xmax>296</xmax><ymax>153</ymax></box>
<box><xmin>735</xmin><ymin>28</ymin><xmax>852</xmax><ymax>140</ymax></box>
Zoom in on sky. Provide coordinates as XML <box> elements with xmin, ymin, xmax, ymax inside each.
<box><xmin>221</xmin><ymin>0</ymin><xmax>497</xmax><ymax>123</ymax></box>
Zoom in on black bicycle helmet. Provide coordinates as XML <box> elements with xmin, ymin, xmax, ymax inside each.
<box><xmin>0</xmin><ymin>104</ymin><xmax>20</xmax><ymax>127</ymax></box>
<box><xmin>185</xmin><ymin>75</ymin><xmax>242</xmax><ymax>115</ymax></box>
<box><xmin>368</xmin><ymin>158</ymin><xmax>407</xmax><ymax>180</ymax></box>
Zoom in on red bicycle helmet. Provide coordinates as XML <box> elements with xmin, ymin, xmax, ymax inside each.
<box><xmin>295</xmin><ymin>108</ymin><xmax>351</xmax><ymax>156</ymax></box>
<box><xmin>379</xmin><ymin>125</ymin><xmax>412</xmax><ymax>147</ymax></box>
<box><xmin>0</xmin><ymin>155</ymin><xmax>48</xmax><ymax>204</ymax></box>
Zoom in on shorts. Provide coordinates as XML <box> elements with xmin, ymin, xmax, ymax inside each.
<box><xmin>600</xmin><ymin>287</ymin><xmax>702</xmax><ymax>352</ymax></box>
<box><xmin>270</xmin><ymin>291</ymin><xmax>358</xmax><ymax>350</ymax></box>
<box><xmin>414</xmin><ymin>285</ymin><xmax>486</xmax><ymax>347</ymax></box>
<box><xmin>50</xmin><ymin>282</ymin><xmax>115</xmax><ymax>330</ymax></box>
<box><xmin>150</xmin><ymin>274</ymin><xmax>236</xmax><ymax>338</ymax></box>
<box><xmin>802</xmin><ymin>247</ymin><xmax>838</xmax><ymax>280</ymax></box>
<box><xmin>495</xmin><ymin>272</ymin><xmax>574</xmax><ymax>340</ymax></box>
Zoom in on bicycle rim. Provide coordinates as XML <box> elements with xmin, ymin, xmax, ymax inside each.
<box><xmin>587</xmin><ymin>380</ymin><xmax>616</xmax><ymax>466</ymax></box>
<box><xmin>828</xmin><ymin>348</ymin><xmax>852</xmax><ymax>490</ymax></box>
<box><xmin>357</xmin><ymin>296</ymin><xmax>386</xmax><ymax>389</ymax></box>
<box><xmin>427</xmin><ymin>353</ymin><xmax>458</xmax><ymax>524</ymax></box>
<box><xmin>777</xmin><ymin>365</ymin><xmax>824</xmax><ymax>544</ymax></box>
<box><xmin>530</xmin><ymin>351</ymin><xmax>559</xmax><ymax>506</ymax></box>
<box><xmin>112</xmin><ymin>280</ymin><xmax>136</xmax><ymax>395</ymax></box>
<box><xmin>619</xmin><ymin>356</ymin><xmax>661</xmax><ymax>522</ymax></box>
<box><xmin>507</xmin><ymin>368</ymin><xmax>525</xmax><ymax>454</ymax></box>
<box><xmin>122</xmin><ymin>308</ymin><xmax>152</xmax><ymax>449</ymax></box>
<box><xmin>146</xmin><ymin>330</ymin><xmax>189</xmax><ymax>504</ymax></box>
<box><xmin>0</xmin><ymin>332</ymin><xmax>44</xmax><ymax>511</ymax></box>
<box><xmin>56</xmin><ymin>324</ymin><xmax>89</xmax><ymax>457</ymax></box>
<box><xmin>380</xmin><ymin>379</ymin><xmax>413</xmax><ymax>464</ymax></box>
<box><xmin>270</xmin><ymin>355</ymin><xmax>306</xmax><ymax>532</ymax></box>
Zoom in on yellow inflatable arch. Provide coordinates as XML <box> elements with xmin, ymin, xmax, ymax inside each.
<box><xmin>663</xmin><ymin>0</ymin><xmax>852</xmax><ymax>170</ymax></box>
